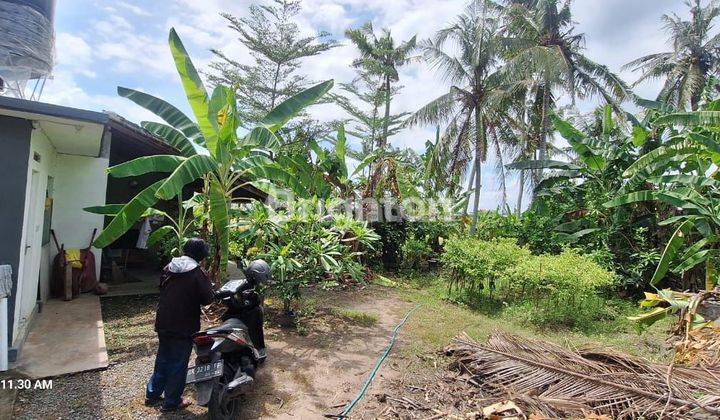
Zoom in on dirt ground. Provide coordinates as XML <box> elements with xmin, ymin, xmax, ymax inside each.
<box><xmin>11</xmin><ymin>285</ymin><xmax>415</xmax><ymax>419</ymax></box>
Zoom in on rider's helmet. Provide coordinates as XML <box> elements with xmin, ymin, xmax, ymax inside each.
<box><xmin>245</xmin><ymin>259</ymin><xmax>272</xmax><ymax>285</ymax></box>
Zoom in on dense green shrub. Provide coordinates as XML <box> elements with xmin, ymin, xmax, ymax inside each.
<box><xmin>442</xmin><ymin>237</ymin><xmax>531</xmax><ymax>293</ymax></box>
<box><xmin>474</xmin><ymin>211</ymin><xmax>521</xmax><ymax>240</ymax></box>
<box><xmin>442</xmin><ymin>237</ymin><xmax>617</xmax><ymax>328</ymax></box>
<box><xmin>401</xmin><ymin>238</ymin><xmax>434</xmax><ymax>270</ymax></box>
<box><xmin>407</xmin><ymin>221</ymin><xmax>460</xmax><ymax>254</ymax></box>
<box><xmin>503</xmin><ymin>250</ymin><xmax>617</xmax><ymax>326</ymax></box>
<box><xmin>230</xmin><ymin>203</ymin><xmax>379</xmax><ymax>311</ymax></box>
<box><xmin>370</xmin><ymin>222</ymin><xmax>408</xmax><ymax>270</ymax></box>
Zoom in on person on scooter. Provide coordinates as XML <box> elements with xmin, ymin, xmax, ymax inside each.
<box><xmin>145</xmin><ymin>238</ymin><xmax>215</xmax><ymax>412</ymax></box>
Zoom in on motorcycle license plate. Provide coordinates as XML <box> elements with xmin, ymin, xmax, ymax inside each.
<box><xmin>186</xmin><ymin>361</ymin><xmax>223</xmax><ymax>384</ymax></box>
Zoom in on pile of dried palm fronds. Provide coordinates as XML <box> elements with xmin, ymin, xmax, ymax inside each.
<box><xmin>666</xmin><ymin>290</ymin><xmax>720</xmax><ymax>368</ymax></box>
<box><xmin>446</xmin><ymin>331</ymin><xmax>720</xmax><ymax>419</ymax></box>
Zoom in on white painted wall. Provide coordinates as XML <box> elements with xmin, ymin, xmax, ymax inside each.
<box><xmin>12</xmin><ymin>127</ymin><xmax>109</xmax><ymax>345</ymax></box>
<box><xmin>52</xmin><ymin>153</ymin><xmax>108</xmax><ymax>281</ymax></box>
<box><xmin>13</xmin><ymin>129</ymin><xmax>56</xmax><ymax>343</ymax></box>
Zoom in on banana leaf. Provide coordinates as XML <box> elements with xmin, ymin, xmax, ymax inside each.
<box><xmin>168</xmin><ymin>28</ymin><xmax>217</xmax><ymax>153</ymax></box>
<box><xmin>655</xmin><ymin>111</ymin><xmax>720</xmax><ymax>126</ymax></box>
<box><xmin>632</xmin><ymin>125</ymin><xmax>648</xmax><ymax>147</ymax></box>
<box><xmin>142</xmin><ymin>122</ymin><xmax>198</xmax><ymax>157</ymax></box>
<box><xmin>84</xmin><ymin>204</ymin><xmax>167</xmax><ymax>219</ymax></box>
<box><xmin>107</xmin><ymin>155</ymin><xmax>186</xmax><ymax>178</ymax></box>
<box><xmin>243</xmin><ymin>126</ymin><xmax>281</xmax><ymax>154</ymax></box>
<box><xmin>553</xmin><ymin>116</ymin><xmax>605</xmax><ymax>171</ymax></box>
<box><xmin>93</xmin><ymin>180</ymin><xmax>166</xmax><ymax>248</ymax></box>
<box><xmin>147</xmin><ymin>225</ymin><xmax>176</xmax><ymax>248</ymax></box>
<box><xmin>675</xmin><ymin>249</ymin><xmax>717</xmax><ymax>273</ymax></box>
<box><xmin>651</xmin><ymin>220</ymin><xmax>694</xmax><ymax>285</ymax></box>
<box><xmin>155</xmin><ymin>154</ymin><xmax>219</xmax><ymax>200</ymax></box>
<box><xmin>118</xmin><ymin>87</ymin><xmax>203</xmax><ymax>144</ymax></box>
<box><xmin>261</xmin><ymin>80</ymin><xmax>334</xmax><ymax>132</ymax></box>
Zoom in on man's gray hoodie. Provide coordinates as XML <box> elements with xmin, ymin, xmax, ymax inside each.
<box><xmin>155</xmin><ymin>256</ymin><xmax>215</xmax><ymax>338</ymax></box>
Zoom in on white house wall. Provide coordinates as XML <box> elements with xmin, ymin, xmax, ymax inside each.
<box><xmin>12</xmin><ymin>127</ymin><xmax>109</xmax><ymax>345</ymax></box>
<box><xmin>13</xmin><ymin>128</ymin><xmax>56</xmax><ymax>344</ymax></box>
<box><xmin>52</xmin><ymin>153</ymin><xmax>108</xmax><ymax>281</ymax></box>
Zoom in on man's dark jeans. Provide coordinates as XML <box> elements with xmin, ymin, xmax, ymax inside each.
<box><xmin>146</xmin><ymin>334</ymin><xmax>193</xmax><ymax>409</ymax></box>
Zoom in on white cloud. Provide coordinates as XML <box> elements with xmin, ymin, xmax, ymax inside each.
<box><xmin>55</xmin><ymin>33</ymin><xmax>96</xmax><ymax>78</ymax></box>
<box><xmin>41</xmin><ymin>0</ymin><xmax>708</xmax><ymax>211</ymax></box>
<box><xmin>116</xmin><ymin>1</ymin><xmax>153</xmax><ymax>17</ymax></box>
<box><xmin>41</xmin><ymin>69</ymin><xmax>160</xmax><ymax>123</ymax></box>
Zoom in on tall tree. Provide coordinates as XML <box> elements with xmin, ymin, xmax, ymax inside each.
<box><xmin>332</xmin><ymin>73</ymin><xmax>408</xmax><ymax>157</ymax></box>
<box><xmin>408</xmin><ymin>0</ymin><xmax>517</xmax><ymax>233</ymax></box>
<box><xmin>624</xmin><ymin>0</ymin><xmax>720</xmax><ymax>110</ymax></box>
<box><xmin>345</xmin><ymin>23</ymin><xmax>417</xmax><ymax>198</ymax></box>
<box><xmin>209</xmin><ymin>0</ymin><xmax>337</xmax><ymax>125</ymax></box>
<box><xmin>501</xmin><ymin>0</ymin><xmax>632</xmax><ymax>184</ymax></box>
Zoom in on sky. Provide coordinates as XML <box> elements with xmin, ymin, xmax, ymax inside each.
<box><xmin>37</xmin><ymin>0</ymin><xmax>696</xmax><ymax>210</ymax></box>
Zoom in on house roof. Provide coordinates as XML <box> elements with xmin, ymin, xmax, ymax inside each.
<box><xmin>0</xmin><ymin>96</ymin><xmax>180</xmax><ymax>157</ymax></box>
<box><xmin>105</xmin><ymin>112</ymin><xmax>179</xmax><ymax>157</ymax></box>
<box><xmin>0</xmin><ymin>95</ymin><xmax>266</xmax><ymax>200</ymax></box>
<box><xmin>0</xmin><ymin>95</ymin><xmax>108</xmax><ymax>125</ymax></box>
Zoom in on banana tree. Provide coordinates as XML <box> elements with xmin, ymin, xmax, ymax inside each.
<box><xmin>91</xmin><ymin>28</ymin><xmax>333</xmax><ymax>281</ymax></box>
<box><xmin>507</xmin><ymin>106</ymin><xmax>635</xmax><ymax>241</ymax></box>
<box><xmin>86</xmin><ymin>194</ymin><xmax>199</xmax><ymax>259</ymax></box>
<box><xmin>605</xmin><ymin>103</ymin><xmax>720</xmax><ymax>290</ymax></box>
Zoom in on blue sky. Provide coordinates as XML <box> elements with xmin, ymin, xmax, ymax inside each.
<box><xmin>42</xmin><ymin>0</ymin><xmax>694</xmax><ymax>210</ymax></box>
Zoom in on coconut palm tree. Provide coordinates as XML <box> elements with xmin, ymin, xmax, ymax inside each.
<box><xmin>345</xmin><ymin>24</ymin><xmax>417</xmax><ymax>199</ymax></box>
<box><xmin>624</xmin><ymin>0</ymin><xmax>720</xmax><ymax>110</ymax></box>
<box><xmin>501</xmin><ymin>0</ymin><xmax>632</xmax><ymax>181</ymax></box>
<box><xmin>345</xmin><ymin>23</ymin><xmax>417</xmax><ymax>150</ymax></box>
<box><xmin>407</xmin><ymin>0</ymin><xmax>517</xmax><ymax>233</ymax></box>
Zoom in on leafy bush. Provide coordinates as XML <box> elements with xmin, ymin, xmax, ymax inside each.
<box><xmin>231</xmin><ymin>204</ymin><xmax>379</xmax><ymax>312</ymax></box>
<box><xmin>442</xmin><ymin>237</ymin><xmax>617</xmax><ymax>328</ymax></box>
<box><xmin>502</xmin><ymin>250</ymin><xmax>617</xmax><ymax>326</ymax></box>
<box><xmin>442</xmin><ymin>237</ymin><xmax>531</xmax><ymax>293</ymax></box>
<box><xmin>401</xmin><ymin>238</ymin><xmax>434</xmax><ymax>270</ymax></box>
<box><xmin>474</xmin><ymin>211</ymin><xmax>521</xmax><ymax>240</ymax></box>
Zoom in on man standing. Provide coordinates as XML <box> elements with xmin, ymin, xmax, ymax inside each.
<box><xmin>145</xmin><ymin>238</ymin><xmax>215</xmax><ymax>412</ymax></box>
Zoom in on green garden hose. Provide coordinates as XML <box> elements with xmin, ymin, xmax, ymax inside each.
<box><xmin>332</xmin><ymin>304</ymin><xmax>422</xmax><ymax>419</ymax></box>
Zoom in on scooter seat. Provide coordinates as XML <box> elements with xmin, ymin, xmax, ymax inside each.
<box><xmin>208</xmin><ymin>318</ymin><xmax>247</xmax><ymax>334</ymax></box>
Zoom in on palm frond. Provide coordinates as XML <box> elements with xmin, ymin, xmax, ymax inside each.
<box><xmin>448</xmin><ymin>331</ymin><xmax>720</xmax><ymax>418</ymax></box>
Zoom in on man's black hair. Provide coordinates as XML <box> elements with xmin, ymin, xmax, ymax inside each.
<box><xmin>183</xmin><ymin>238</ymin><xmax>209</xmax><ymax>262</ymax></box>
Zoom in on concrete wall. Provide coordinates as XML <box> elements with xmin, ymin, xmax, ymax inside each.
<box><xmin>0</xmin><ymin>116</ymin><xmax>31</xmax><ymax>348</ymax></box>
<box><xmin>52</xmin><ymin>154</ymin><xmax>109</xmax><ymax>280</ymax></box>
<box><xmin>13</xmin><ymin>128</ymin><xmax>56</xmax><ymax>344</ymax></box>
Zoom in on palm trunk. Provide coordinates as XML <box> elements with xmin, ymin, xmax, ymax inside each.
<box><xmin>706</xmin><ymin>257</ymin><xmax>717</xmax><ymax>291</ymax></box>
<box><xmin>536</xmin><ymin>82</ymin><xmax>551</xmax><ymax>188</ymax></box>
<box><xmin>470</xmin><ymin>110</ymin><xmax>484</xmax><ymax>235</ymax></box>
<box><xmin>516</xmin><ymin>170</ymin><xmax>525</xmax><ymax>216</ymax></box>
<box><xmin>381</xmin><ymin>75</ymin><xmax>391</xmax><ymax>149</ymax></box>
<box><xmin>465</xmin><ymin>161</ymin><xmax>477</xmax><ymax>217</ymax></box>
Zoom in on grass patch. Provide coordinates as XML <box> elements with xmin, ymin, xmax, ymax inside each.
<box><xmin>330</xmin><ymin>308</ymin><xmax>379</xmax><ymax>327</ymax></box>
<box><xmin>101</xmin><ymin>295</ymin><xmax>157</xmax><ymax>363</ymax></box>
<box><xmin>390</xmin><ymin>272</ymin><xmax>672</xmax><ymax>363</ymax></box>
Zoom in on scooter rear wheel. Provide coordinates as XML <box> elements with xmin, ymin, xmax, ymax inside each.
<box><xmin>208</xmin><ymin>368</ymin><xmax>242</xmax><ymax>420</ymax></box>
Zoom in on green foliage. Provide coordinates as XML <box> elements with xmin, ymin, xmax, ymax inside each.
<box><xmin>442</xmin><ymin>236</ymin><xmax>617</xmax><ymax>328</ymax></box>
<box><xmin>401</xmin><ymin>238</ymin><xmax>433</xmax><ymax>271</ymax></box>
<box><xmin>90</xmin><ymin>28</ymin><xmax>332</xmax><ymax>283</ymax></box>
<box><xmin>605</xmin><ymin>98</ymin><xmax>720</xmax><ymax>290</ymax></box>
<box><xmin>442</xmin><ymin>237</ymin><xmax>532</xmax><ymax>293</ymax></box>
<box><xmin>230</xmin><ymin>203</ymin><xmax>379</xmax><ymax>311</ymax></box>
<box><xmin>502</xmin><ymin>250</ymin><xmax>617</xmax><ymax>327</ymax></box>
